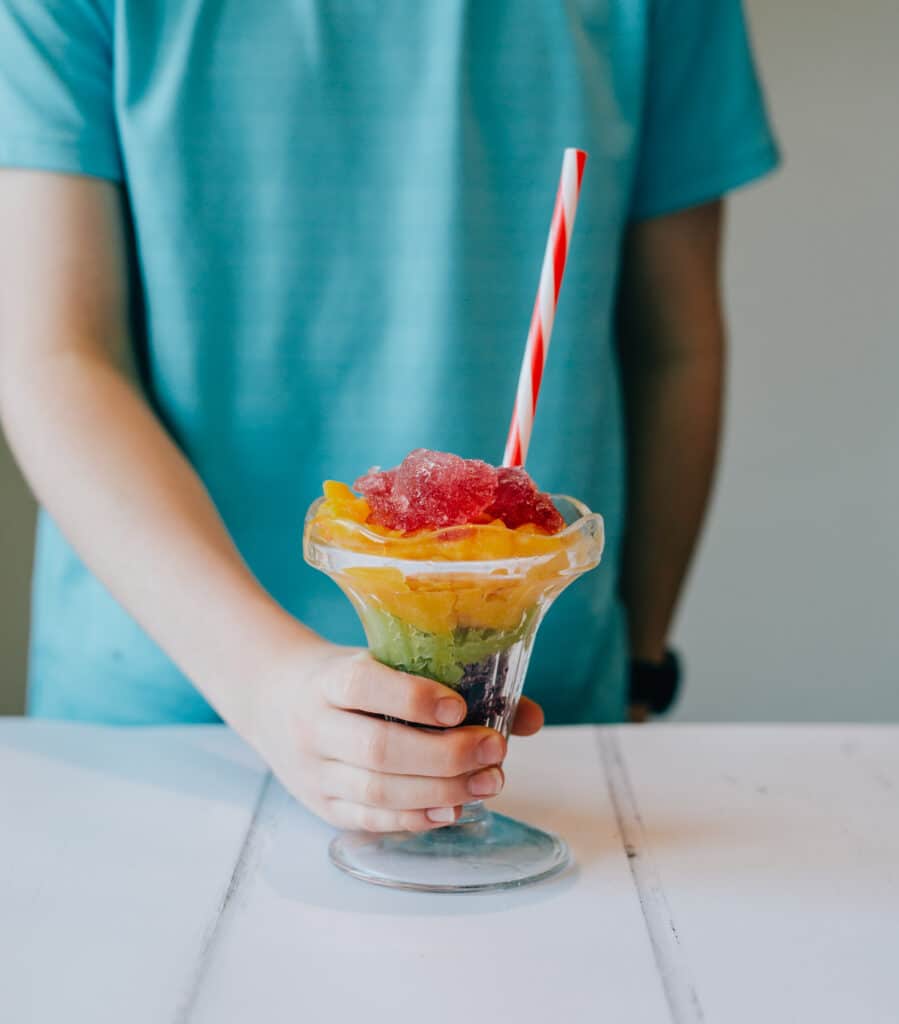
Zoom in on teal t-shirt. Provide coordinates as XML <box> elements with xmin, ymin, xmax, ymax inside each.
<box><xmin>0</xmin><ymin>0</ymin><xmax>778</xmax><ymax>725</ymax></box>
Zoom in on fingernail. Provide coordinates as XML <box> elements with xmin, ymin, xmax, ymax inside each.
<box><xmin>478</xmin><ymin>735</ymin><xmax>505</xmax><ymax>765</ymax></box>
<box><xmin>435</xmin><ymin>698</ymin><xmax>465</xmax><ymax>726</ymax></box>
<box><xmin>469</xmin><ymin>768</ymin><xmax>502</xmax><ymax>798</ymax></box>
<box><xmin>426</xmin><ymin>806</ymin><xmax>456</xmax><ymax>823</ymax></box>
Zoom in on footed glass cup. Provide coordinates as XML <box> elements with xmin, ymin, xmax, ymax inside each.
<box><xmin>303</xmin><ymin>496</ymin><xmax>604</xmax><ymax>892</ymax></box>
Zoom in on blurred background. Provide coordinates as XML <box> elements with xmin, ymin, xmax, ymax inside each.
<box><xmin>1</xmin><ymin>0</ymin><xmax>897</xmax><ymax>720</ymax></box>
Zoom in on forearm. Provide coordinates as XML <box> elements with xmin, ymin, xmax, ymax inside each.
<box><xmin>615</xmin><ymin>201</ymin><xmax>726</xmax><ymax>664</ymax></box>
<box><xmin>0</xmin><ymin>347</ymin><xmax>319</xmax><ymax>733</ymax></box>
<box><xmin>618</xmin><ymin>342</ymin><xmax>723</xmax><ymax>661</ymax></box>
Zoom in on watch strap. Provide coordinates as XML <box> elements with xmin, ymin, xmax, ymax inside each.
<box><xmin>629</xmin><ymin>649</ymin><xmax>681</xmax><ymax>715</ymax></box>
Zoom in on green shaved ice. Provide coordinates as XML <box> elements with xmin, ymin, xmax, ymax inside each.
<box><xmin>358</xmin><ymin>605</ymin><xmax>534</xmax><ymax>687</ymax></box>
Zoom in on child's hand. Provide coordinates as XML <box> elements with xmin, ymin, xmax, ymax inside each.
<box><xmin>251</xmin><ymin>639</ymin><xmax>544</xmax><ymax>832</ymax></box>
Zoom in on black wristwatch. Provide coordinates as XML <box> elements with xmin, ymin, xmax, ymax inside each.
<box><xmin>629</xmin><ymin>649</ymin><xmax>682</xmax><ymax>715</ymax></box>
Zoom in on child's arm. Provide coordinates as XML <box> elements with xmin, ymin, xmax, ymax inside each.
<box><xmin>0</xmin><ymin>171</ymin><xmax>536</xmax><ymax>828</ymax></box>
<box><xmin>616</xmin><ymin>200</ymin><xmax>726</xmax><ymax>715</ymax></box>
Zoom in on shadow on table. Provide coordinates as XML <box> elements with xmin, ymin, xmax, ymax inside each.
<box><xmin>260</xmin><ymin>781</ymin><xmax>597</xmax><ymax>917</ymax></box>
<box><xmin>0</xmin><ymin>720</ymin><xmax>264</xmax><ymax>805</ymax></box>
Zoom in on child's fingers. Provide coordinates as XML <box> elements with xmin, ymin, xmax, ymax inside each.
<box><xmin>320</xmin><ymin>652</ymin><xmax>466</xmax><ymax>727</ymax></box>
<box><xmin>510</xmin><ymin>696</ymin><xmax>544</xmax><ymax>736</ymax></box>
<box><xmin>319</xmin><ymin>760</ymin><xmax>504</xmax><ymax>810</ymax></box>
<box><xmin>325</xmin><ymin>799</ymin><xmax>461</xmax><ymax>833</ymax></box>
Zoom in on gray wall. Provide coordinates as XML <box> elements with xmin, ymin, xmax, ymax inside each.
<box><xmin>1</xmin><ymin>0</ymin><xmax>897</xmax><ymax>721</ymax></box>
<box><xmin>673</xmin><ymin>0</ymin><xmax>899</xmax><ymax>721</ymax></box>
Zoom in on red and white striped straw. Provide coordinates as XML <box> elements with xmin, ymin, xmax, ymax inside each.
<box><xmin>503</xmin><ymin>148</ymin><xmax>587</xmax><ymax>468</ymax></box>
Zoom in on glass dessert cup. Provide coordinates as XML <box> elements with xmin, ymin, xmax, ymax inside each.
<box><xmin>303</xmin><ymin>496</ymin><xmax>604</xmax><ymax>892</ymax></box>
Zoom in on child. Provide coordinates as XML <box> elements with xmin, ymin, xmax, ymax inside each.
<box><xmin>0</xmin><ymin>0</ymin><xmax>777</xmax><ymax>830</ymax></box>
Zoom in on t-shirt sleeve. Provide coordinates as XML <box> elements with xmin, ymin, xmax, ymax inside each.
<box><xmin>0</xmin><ymin>0</ymin><xmax>122</xmax><ymax>181</ymax></box>
<box><xmin>629</xmin><ymin>0</ymin><xmax>780</xmax><ymax>221</ymax></box>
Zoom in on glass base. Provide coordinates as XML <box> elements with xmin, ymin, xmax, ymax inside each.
<box><xmin>329</xmin><ymin>808</ymin><xmax>570</xmax><ymax>893</ymax></box>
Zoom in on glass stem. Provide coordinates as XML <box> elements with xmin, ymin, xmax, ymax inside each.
<box><xmin>455</xmin><ymin>800</ymin><xmax>488</xmax><ymax>825</ymax></box>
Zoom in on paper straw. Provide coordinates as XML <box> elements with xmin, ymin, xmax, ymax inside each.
<box><xmin>503</xmin><ymin>148</ymin><xmax>587</xmax><ymax>468</ymax></box>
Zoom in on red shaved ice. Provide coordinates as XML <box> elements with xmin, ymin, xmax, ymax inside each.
<box><xmin>352</xmin><ymin>466</ymin><xmax>398</xmax><ymax>525</ymax></box>
<box><xmin>355</xmin><ymin>449</ymin><xmax>495</xmax><ymax>531</ymax></box>
<box><xmin>353</xmin><ymin>449</ymin><xmax>564</xmax><ymax>534</ymax></box>
<box><xmin>484</xmin><ymin>467</ymin><xmax>566</xmax><ymax>533</ymax></box>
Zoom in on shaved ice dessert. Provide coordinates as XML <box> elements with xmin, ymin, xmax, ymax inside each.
<box><xmin>302</xmin><ymin>149</ymin><xmax>591</xmax><ymax>892</ymax></box>
<box><xmin>304</xmin><ymin>449</ymin><xmax>603</xmax><ymax>734</ymax></box>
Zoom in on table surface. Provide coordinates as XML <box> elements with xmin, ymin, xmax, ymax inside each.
<box><xmin>2</xmin><ymin>721</ymin><xmax>897</xmax><ymax>1023</ymax></box>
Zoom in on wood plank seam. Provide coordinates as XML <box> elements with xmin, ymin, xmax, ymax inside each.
<box><xmin>174</xmin><ymin>771</ymin><xmax>274</xmax><ymax>1023</ymax></box>
<box><xmin>597</xmin><ymin>730</ymin><xmax>706</xmax><ymax>1024</ymax></box>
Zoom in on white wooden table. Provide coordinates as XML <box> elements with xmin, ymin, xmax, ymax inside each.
<box><xmin>1</xmin><ymin>721</ymin><xmax>897</xmax><ymax>1023</ymax></box>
